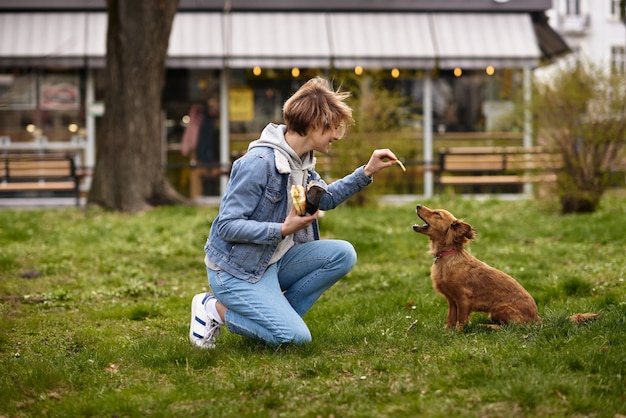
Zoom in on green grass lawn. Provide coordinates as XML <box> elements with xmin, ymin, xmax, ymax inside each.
<box><xmin>1</xmin><ymin>191</ymin><xmax>625</xmax><ymax>417</ymax></box>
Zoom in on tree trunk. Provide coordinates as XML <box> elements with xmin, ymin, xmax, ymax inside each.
<box><xmin>558</xmin><ymin>182</ymin><xmax>602</xmax><ymax>214</ymax></box>
<box><xmin>88</xmin><ymin>0</ymin><xmax>185</xmax><ymax>212</ymax></box>
<box><xmin>560</xmin><ymin>195</ymin><xmax>599</xmax><ymax>214</ymax></box>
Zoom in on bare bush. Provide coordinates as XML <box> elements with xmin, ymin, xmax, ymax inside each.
<box><xmin>534</xmin><ymin>61</ymin><xmax>626</xmax><ymax>213</ymax></box>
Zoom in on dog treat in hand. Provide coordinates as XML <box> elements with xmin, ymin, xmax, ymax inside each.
<box><xmin>395</xmin><ymin>159</ymin><xmax>406</xmax><ymax>172</ymax></box>
<box><xmin>290</xmin><ymin>185</ymin><xmax>307</xmax><ymax>216</ymax></box>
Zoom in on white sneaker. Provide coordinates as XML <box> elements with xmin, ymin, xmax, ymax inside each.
<box><xmin>189</xmin><ymin>293</ymin><xmax>222</xmax><ymax>349</ymax></box>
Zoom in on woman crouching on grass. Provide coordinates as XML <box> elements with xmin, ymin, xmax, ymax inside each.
<box><xmin>189</xmin><ymin>76</ymin><xmax>400</xmax><ymax>348</ymax></box>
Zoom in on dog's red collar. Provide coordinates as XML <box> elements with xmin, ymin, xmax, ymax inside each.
<box><xmin>434</xmin><ymin>248</ymin><xmax>457</xmax><ymax>261</ymax></box>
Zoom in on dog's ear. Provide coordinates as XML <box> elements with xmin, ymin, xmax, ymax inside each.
<box><xmin>451</xmin><ymin>219</ymin><xmax>476</xmax><ymax>244</ymax></box>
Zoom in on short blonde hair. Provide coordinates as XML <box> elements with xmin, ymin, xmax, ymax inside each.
<box><xmin>283</xmin><ymin>77</ymin><xmax>353</xmax><ymax>137</ymax></box>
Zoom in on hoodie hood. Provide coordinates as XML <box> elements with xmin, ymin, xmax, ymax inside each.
<box><xmin>248</xmin><ymin>123</ymin><xmax>315</xmax><ymax>178</ymax></box>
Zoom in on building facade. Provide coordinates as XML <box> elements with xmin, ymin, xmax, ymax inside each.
<box><xmin>0</xmin><ymin>0</ymin><xmax>569</xmax><ymax>197</ymax></box>
<box><xmin>547</xmin><ymin>0</ymin><xmax>625</xmax><ymax>70</ymax></box>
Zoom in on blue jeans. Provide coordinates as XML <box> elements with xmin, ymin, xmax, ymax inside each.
<box><xmin>208</xmin><ymin>239</ymin><xmax>356</xmax><ymax>345</ymax></box>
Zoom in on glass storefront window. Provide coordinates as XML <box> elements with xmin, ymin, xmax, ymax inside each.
<box><xmin>163</xmin><ymin>69</ymin><xmax>222</xmax><ymax>197</ymax></box>
<box><xmin>0</xmin><ymin>68</ymin><xmax>85</xmax><ymax>142</ymax></box>
<box><xmin>429</xmin><ymin>68</ymin><xmax>522</xmax><ymax>133</ymax></box>
<box><xmin>159</xmin><ymin>66</ymin><xmax>525</xmax><ymax>197</ymax></box>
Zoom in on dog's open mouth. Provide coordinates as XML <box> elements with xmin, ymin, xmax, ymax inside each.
<box><xmin>413</xmin><ymin>214</ymin><xmax>429</xmax><ymax>232</ymax></box>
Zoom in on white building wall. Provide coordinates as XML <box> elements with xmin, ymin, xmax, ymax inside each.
<box><xmin>547</xmin><ymin>0</ymin><xmax>625</xmax><ymax>66</ymax></box>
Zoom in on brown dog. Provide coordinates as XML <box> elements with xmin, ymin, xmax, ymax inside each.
<box><xmin>413</xmin><ymin>204</ymin><xmax>541</xmax><ymax>330</ymax></box>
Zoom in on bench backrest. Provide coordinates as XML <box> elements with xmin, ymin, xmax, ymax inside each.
<box><xmin>439</xmin><ymin>147</ymin><xmax>562</xmax><ymax>173</ymax></box>
<box><xmin>2</xmin><ymin>155</ymin><xmax>76</xmax><ymax>180</ymax></box>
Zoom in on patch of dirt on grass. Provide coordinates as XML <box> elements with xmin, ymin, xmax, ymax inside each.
<box><xmin>479</xmin><ymin>402</ymin><xmax>524</xmax><ymax>418</ymax></box>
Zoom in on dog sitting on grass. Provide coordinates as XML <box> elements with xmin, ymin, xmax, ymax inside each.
<box><xmin>413</xmin><ymin>204</ymin><xmax>541</xmax><ymax>330</ymax></box>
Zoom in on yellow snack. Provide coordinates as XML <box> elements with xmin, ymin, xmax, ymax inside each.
<box><xmin>290</xmin><ymin>185</ymin><xmax>307</xmax><ymax>216</ymax></box>
<box><xmin>396</xmin><ymin>159</ymin><xmax>406</xmax><ymax>172</ymax></box>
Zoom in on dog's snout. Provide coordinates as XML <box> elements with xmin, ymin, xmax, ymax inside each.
<box><xmin>416</xmin><ymin>204</ymin><xmax>422</xmax><ymax>210</ymax></box>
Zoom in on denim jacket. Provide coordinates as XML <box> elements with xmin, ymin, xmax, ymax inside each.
<box><xmin>204</xmin><ymin>145</ymin><xmax>372</xmax><ymax>283</ymax></box>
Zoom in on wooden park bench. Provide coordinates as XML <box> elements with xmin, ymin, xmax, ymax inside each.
<box><xmin>0</xmin><ymin>153</ymin><xmax>88</xmax><ymax>206</ymax></box>
<box><xmin>436</xmin><ymin>146</ymin><xmax>562</xmax><ymax>194</ymax></box>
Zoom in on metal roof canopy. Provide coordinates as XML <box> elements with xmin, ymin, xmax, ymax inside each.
<box><xmin>228</xmin><ymin>13</ymin><xmax>331</xmax><ymax>68</ymax></box>
<box><xmin>431</xmin><ymin>13</ymin><xmax>541</xmax><ymax>69</ymax></box>
<box><xmin>0</xmin><ymin>11</ymin><xmax>559</xmax><ymax>70</ymax></box>
<box><xmin>0</xmin><ymin>13</ymin><xmax>88</xmax><ymax>67</ymax></box>
<box><xmin>329</xmin><ymin>13</ymin><xmax>436</xmax><ymax>69</ymax></box>
<box><xmin>0</xmin><ymin>0</ymin><xmax>554</xmax><ymax>13</ymax></box>
<box><xmin>167</xmin><ymin>13</ymin><xmax>224</xmax><ymax>68</ymax></box>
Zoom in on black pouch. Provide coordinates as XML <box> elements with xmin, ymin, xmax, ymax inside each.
<box><xmin>305</xmin><ymin>184</ymin><xmax>329</xmax><ymax>215</ymax></box>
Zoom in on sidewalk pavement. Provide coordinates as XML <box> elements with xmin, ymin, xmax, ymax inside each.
<box><xmin>0</xmin><ymin>197</ymin><xmax>84</xmax><ymax>209</ymax></box>
<box><xmin>0</xmin><ymin>194</ymin><xmax>527</xmax><ymax>210</ymax></box>
<box><xmin>0</xmin><ymin>196</ymin><xmax>224</xmax><ymax>209</ymax></box>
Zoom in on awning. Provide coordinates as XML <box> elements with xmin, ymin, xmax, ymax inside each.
<box><xmin>0</xmin><ymin>11</ymin><xmax>563</xmax><ymax>70</ymax></box>
<box><xmin>0</xmin><ymin>12</ymin><xmax>226</xmax><ymax>69</ymax></box>
<box><xmin>0</xmin><ymin>13</ymin><xmax>89</xmax><ymax>67</ymax></box>
<box><xmin>168</xmin><ymin>13</ymin><xmax>224</xmax><ymax>68</ymax></box>
<box><xmin>329</xmin><ymin>13</ymin><xmax>436</xmax><ymax>69</ymax></box>
<box><xmin>84</xmin><ymin>13</ymin><xmax>106</xmax><ymax>67</ymax></box>
<box><xmin>228</xmin><ymin>12</ymin><xmax>331</xmax><ymax>68</ymax></box>
<box><xmin>532</xmin><ymin>13</ymin><xmax>571</xmax><ymax>60</ymax></box>
<box><xmin>431</xmin><ymin>13</ymin><xmax>541</xmax><ymax>69</ymax></box>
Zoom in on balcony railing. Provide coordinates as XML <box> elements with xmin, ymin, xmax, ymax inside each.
<box><xmin>559</xmin><ymin>13</ymin><xmax>590</xmax><ymax>35</ymax></box>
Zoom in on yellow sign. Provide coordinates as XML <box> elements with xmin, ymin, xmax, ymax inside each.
<box><xmin>229</xmin><ymin>88</ymin><xmax>254</xmax><ymax>121</ymax></box>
